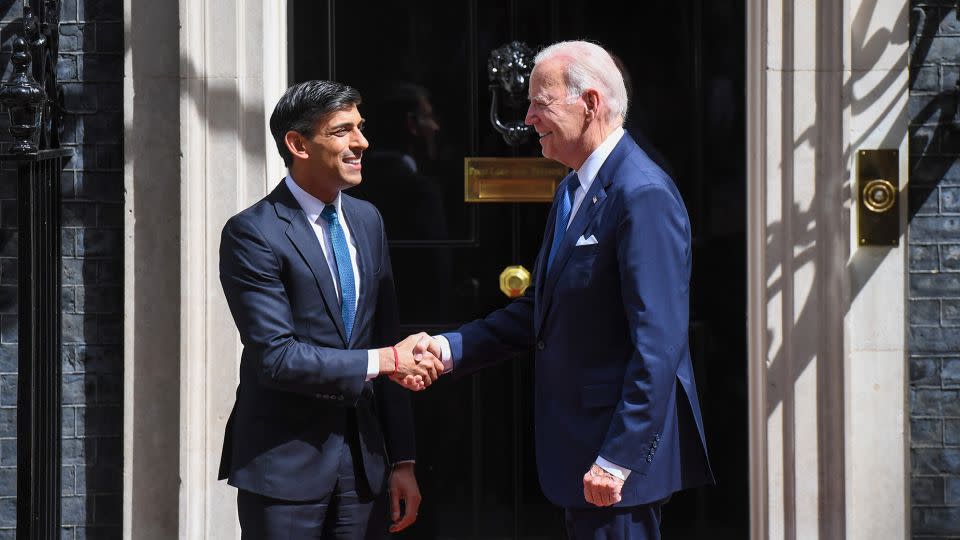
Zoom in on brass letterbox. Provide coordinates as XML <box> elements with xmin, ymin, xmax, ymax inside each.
<box><xmin>464</xmin><ymin>157</ymin><xmax>568</xmax><ymax>203</ymax></box>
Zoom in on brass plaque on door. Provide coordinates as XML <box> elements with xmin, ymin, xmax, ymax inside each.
<box><xmin>857</xmin><ymin>149</ymin><xmax>899</xmax><ymax>246</ymax></box>
<box><xmin>464</xmin><ymin>157</ymin><xmax>568</xmax><ymax>203</ymax></box>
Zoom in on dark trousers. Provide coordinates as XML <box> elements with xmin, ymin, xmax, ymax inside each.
<box><xmin>237</xmin><ymin>438</ymin><xmax>389</xmax><ymax>540</ymax></box>
<box><xmin>565</xmin><ymin>503</ymin><xmax>663</xmax><ymax>540</ymax></box>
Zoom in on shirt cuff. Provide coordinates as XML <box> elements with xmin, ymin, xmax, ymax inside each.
<box><xmin>596</xmin><ymin>456</ymin><xmax>631</xmax><ymax>481</ymax></box>
<box><xmin>366</xmin><ymin>349</ymin><xmax>381</xmax><ymax>380</ymax></box>
<box><xmin>434</xmin><ymin>335</ymin><xmax>453</xmax><ymax>373</ymax></box>
<box><xmin>393</xmin><ymin>459</ymin><xmax>416</xmax><ymax>466</ymax></box>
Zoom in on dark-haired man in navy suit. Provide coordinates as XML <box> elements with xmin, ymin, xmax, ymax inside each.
<box><xmin>413</xmin><ymin>41</ymin><xmax>714</xmax><ymax>539</ymax></box>
<box><xmin>218</xmin><ymin>80</ymin><xmax>444</xmax><ymax>539</ymax></box>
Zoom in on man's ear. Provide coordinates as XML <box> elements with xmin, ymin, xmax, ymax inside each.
<box><xmin>583</xmin><ymin>89</ymin><xmax>601</xmax><ymax>119</ymax></box>
<box><xmin>284</xmin><ymin>131</ymin><xmax>310</xmax><ymax>161</ymax></box>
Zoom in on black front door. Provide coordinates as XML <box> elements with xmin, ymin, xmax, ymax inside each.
<box><xmin>291</xmin><ymin>1</ymin><xmax>747</xmax><ymax>538</ymax></box>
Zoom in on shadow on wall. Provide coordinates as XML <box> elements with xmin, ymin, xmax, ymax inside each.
<box><xmin>125</xmin><ymin>0</ymin><xmax>274</xmax><ymax>534</ymax></box>
<box><xmin>758</xmin><ymin>0</ymin><xmax>915</xmax><ymax>537</ymax></box>
<box><xmin>763</xmin><ymin>0</ymin><xmax>910</xmax><ymax>409</ymax></box>
<box><xmin>0</xmin><ymin>0</ymin><xmax>25</xmax><ymax>79</ymax></box>
<box><xmin>909</xmin><ymin>5</ymin><xmax>959</xmax><ymax>222</ymax></box>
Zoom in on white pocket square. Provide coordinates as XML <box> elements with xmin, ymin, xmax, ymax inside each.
<box><xmin>576</xmin><ymin>234</ymin><xmax>598</xmax><ymax>246</ymax></box>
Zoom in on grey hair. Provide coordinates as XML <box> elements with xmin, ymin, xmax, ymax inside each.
<box><xmin>534</xmin><ymin>40</ymin><xmax>628</xmax><ymax>125</ymax></box>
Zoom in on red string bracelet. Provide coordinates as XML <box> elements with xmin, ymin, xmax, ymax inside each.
<box><xmin>391</xmin><ymin>346</ymin><xmax>399</xmax><ymax>374</ymax></box>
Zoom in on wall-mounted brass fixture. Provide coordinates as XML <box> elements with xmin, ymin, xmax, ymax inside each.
<box><xmin>464</xmin><ymin>158</ymin><xmax>567</xmax><ymax>203</ymax></box>
<box><xmin>857</xmin><ymin>149</ymin><xmax>899</xmax><ymax>246</ymax></box>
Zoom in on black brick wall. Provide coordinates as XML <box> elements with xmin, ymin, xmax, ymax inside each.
<box><xmin>910</xmin><ymin>1</ymin><xmax>960</xmax><ymax>538</ymax></box>
<box><xmin>0</xmin><ymin>0</ymin><xmax>123</xmax><ymax>538</ymax></box>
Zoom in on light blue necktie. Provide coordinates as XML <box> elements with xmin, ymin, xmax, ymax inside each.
<box><xmin>320</xmin><ymin>204</ymin><xmax>356</xmax><ymax>342</ymax></box>
<box><xmin>546</xmin><ymin>173</ymin><xmax>579</xmax><ymax>272</ymax></box>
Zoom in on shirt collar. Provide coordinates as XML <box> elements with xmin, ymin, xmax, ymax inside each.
<box><xmin>574</xmin><ymin>126</ymin><xmax>625</xmax><ymax>191</ymax></box>
<box><xmin>285</xmin><ymin>175</ymin><xmax>342</xmax><ymax>223</ymax></box>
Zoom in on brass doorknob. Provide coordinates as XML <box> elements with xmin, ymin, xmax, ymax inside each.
<box><xmin>499</xmin><ymin>265</ymin><xmax>531</xmax><ymax>298</ymax></box>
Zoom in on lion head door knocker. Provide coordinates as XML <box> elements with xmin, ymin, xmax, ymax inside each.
<box><xmin>487</xmin><ymin>41</ymin><xmax>535</xmax><ymax>146</ymax></box>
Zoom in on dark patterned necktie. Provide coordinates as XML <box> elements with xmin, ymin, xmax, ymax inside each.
<box><xmin>547</xmin><ymin>174</ymin><xmax>578</xmax><ymax>272</ymax></box>
<box><xmin>320</xmin><ymin>204</ymin><xmax>356</xmax><ymax>341</ymax></box>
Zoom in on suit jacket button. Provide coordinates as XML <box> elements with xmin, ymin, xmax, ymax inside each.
<box><xmin>537</xmin><ymin>341</ymin><xmax>545</xmax><ymax>351</ymax></box>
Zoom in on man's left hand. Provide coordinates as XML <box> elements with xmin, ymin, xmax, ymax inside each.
<box><xmin>388</xmin><ymin>462</ymin><xmax>422</xmax><ymax>533</ymax></box>
<box><xmin>583</xmin><ymin>463</ymin><xmax>624</xmax><ymax>507</ymax></box>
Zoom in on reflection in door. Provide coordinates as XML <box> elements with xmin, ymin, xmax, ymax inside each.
<box><xmin>291</xmin><ymin>1</ymin><xmax>746</xmax><ymax>538</ymax></box>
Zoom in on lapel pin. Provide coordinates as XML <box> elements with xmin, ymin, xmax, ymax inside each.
<box><xmin>592</xmin><ymin>196</ymin><xmax>598</xmax><ymax>204</ymax></box>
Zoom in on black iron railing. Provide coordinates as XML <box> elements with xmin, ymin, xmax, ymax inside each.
<box><xmin>0</xmin><ymin>1</ymin><xmax>70</xmax><ymax>538</ymax></box>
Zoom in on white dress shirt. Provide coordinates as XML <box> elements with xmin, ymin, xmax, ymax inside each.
<box><xmin>567</xmin><ymin>126</ymin><xmax>624</xmax><ymax>227</ymax></box>
<box><xmin>285</xmin><ymin>176</ymin><xmax>380</xmax><ymax>380</ymax></box>
<box><xmin>435</xmin><ymin>127</ymin><xmax>632</xmax><ymax>481</ymax></box>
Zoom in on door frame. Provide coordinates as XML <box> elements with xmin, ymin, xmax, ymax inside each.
<box><xmin>124</xmin><ymin>0</ymin><xmax>911</xmax><ymax>537</ymax></box>
<box><xmin>745</xmin><ymin>0</ymin><xmax>909</xmax><ymax>538</ymax></box>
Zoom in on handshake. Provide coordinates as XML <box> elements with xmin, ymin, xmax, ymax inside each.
<box><xmin>378</xmin><ymin>332</ymin><xmax>445</xmax><ymax>391</ymax></box>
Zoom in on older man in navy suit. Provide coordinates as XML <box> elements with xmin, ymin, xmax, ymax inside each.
<box><xmin>413</xmin><ymin>41</ymin><xmax>714</xmax><ymax>539</ymax></box>
<box><xmin>218</xmin><ymin>80</ymin><xmax>444</xmax><ymax>539</ymax></box>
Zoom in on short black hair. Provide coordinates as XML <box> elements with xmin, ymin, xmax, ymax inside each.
<box><xmin>269</xmin><ymin>80</ymin><xmax>362</xmax><ymax>167</ymax></box>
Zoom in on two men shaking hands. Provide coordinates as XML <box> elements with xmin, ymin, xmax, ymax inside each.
<box><xmin>374</xmin><ymin>332</ymin><xmax>443</xmax><ymax>391</ymax></box>
<box><xmin>218</xmin><ymin>40</ymin><xmax>713</xmax><ymax>540</ymax></box>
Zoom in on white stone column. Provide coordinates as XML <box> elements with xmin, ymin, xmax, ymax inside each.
<box><xmin>179</xmin><ymin>0</ymin><xmax>287</xmax><ymax>538</ymax></box>
<box><xmin>747</xmin><ymin>0</ymin><xmax>908</xmax><ymax>538</ymax></box>
<box><xmin>124</xmin><ymin>0</ymin><xmax>181</xmax><ymax>537</ymax></box>
<box><xmin>125</xmin><ymin>0</ymin><xmax>286</xmax><ymax>537</ymax></box>
<box><xmin>843</xmin><ymin>0</ymin><xmax>909</xmax><ymax>537</ymax></box>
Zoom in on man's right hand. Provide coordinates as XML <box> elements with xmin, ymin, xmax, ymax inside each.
<box><xmin>413</xmin><ymin>334</ymin><xmax>444</xmax><ymax>366</ymax></box>
<box><xmin>379</xmin><ymin>332</ymin><xmax>445</xmax><ymax>390</ymax></box>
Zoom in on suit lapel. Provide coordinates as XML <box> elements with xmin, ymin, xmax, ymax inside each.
<box><xmin>537</xmin><ymin>180</ymin><xmax>607</xmax><ymax>329</ymax></box>
<box><xmin>273</xmin><ymin>182</ymin><xmax>348</xmax><ymax>345</ymax></box>
<box><xmin>536</xmin><ymin>134</ymin><xmax>634</xmax><ymax>330</ymax></box>
<box><xmin>534</xmin><ymin>172</ymin><xmax>572</xmax><ymax>327</ymax></box>
<box><xmin>341</xmin><ymin>195</ymin><xmax>374</xmax><ymax>349</ymax></box>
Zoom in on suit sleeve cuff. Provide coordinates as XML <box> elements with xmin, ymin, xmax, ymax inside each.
<box><xmin>366</xmin><ymin>349</ymin><xmax>380</xmax><ymax>380</ymax></box>
<box><xmin>596</xmin><ymin>456</ymin><xmax>631</xmax><ymax>481</ymax></box>
<box><xmin>434</xmin><ymin>335</ymin><xmax>454</xmax><ymax>373</ymax></box>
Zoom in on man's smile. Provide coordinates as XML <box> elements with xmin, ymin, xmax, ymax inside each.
<box><xmin>343</xmin><ymin>154</ymin><xmax>362</xmax><ymax>170</ymax></box>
